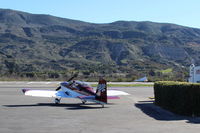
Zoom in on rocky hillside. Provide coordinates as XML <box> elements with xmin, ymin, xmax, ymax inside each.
<box><xmin>0</xmin><ymin>9</ymin><xmax>200</xmax><ymax>80</ymax></box>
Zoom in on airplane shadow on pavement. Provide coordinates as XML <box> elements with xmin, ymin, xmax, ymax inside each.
<box><xmin>3</xmin><ymin>103</ymin><xmax>110</xmax><ymax>110</ymax></box>
<box><xmin>135</xmin><ymin>101</ymin><xmax>200</xmax><ymax>124</ymax></box>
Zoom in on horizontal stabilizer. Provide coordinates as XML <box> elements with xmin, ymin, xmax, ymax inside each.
<box><xmin>107</xmin><ymin>96</ymin><xmax>120</xmax><ymax>99</ymax></box>
<box><xmin>107</xmin><ymin>90</ymin><xmax>129</xmax><ymax>96</ymax></box>
<box><xmin>78</xmin><ymin>96</ymin><xmax>95</xmax><ymax>100</ymax></box>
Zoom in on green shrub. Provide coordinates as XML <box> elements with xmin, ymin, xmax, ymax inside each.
<box><xmin>154</xmin><ymin>81</ymin><xmax>200</xmax><ymax>116</ymax></box>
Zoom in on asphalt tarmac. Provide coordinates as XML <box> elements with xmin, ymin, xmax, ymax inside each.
<box><xmin>0</xmin><ymin>82</ymin><xmax>200</xmax><ymax>133</ymax></box>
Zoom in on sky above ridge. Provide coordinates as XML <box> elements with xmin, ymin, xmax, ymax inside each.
<box><xmin>1</xmin><ymin>0</ymin><xmax>200</xmax><ymax>28</ymax></box>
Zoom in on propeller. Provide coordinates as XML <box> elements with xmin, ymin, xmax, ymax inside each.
<box><xmin>56</xmin><ymin>86</ymin><xmax>61</xmax><ymax>91</ymax></box>
<box><xmin>67</xmin><ymin>72</ymin><xmax>79</xmax><ymax>82</ymax></box>
<box><xmin>55</xmin><ymin>72</ymin><xmax>79</xmax><ymax>91</ymax></box>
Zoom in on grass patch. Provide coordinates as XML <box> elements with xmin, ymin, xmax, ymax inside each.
<box><xmin>160</xmin><ymin>68</ymin><xmax>173</xmax><ymax>73</ymax></box>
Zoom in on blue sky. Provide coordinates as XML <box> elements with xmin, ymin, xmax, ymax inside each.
<box><xmin>1</xmin><ymin>0</ymin><xmax>200</xmax><ymax>28</ymax></box>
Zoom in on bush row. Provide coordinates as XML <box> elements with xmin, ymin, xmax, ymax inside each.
<box><xmin>154</xmin><ymin>81</ymin><xmax>200</xmax><ymax>116</ymax></box>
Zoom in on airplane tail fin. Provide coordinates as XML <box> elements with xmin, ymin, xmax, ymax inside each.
<box><xmin>95</xmin><ymin>77</ymin><xmax>107</xmax><ymax>103</ymax></box>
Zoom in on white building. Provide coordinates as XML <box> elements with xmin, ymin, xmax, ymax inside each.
<box><xmin>188</xmin><ymin>64</ymin><xmax>200</xmax><ymax>83</ymax></box>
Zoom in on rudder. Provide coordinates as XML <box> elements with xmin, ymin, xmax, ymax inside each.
<box><xmin>96</xmin><ymin>77</ymin><xmax>107</xmax><ymax>103</ymax></box>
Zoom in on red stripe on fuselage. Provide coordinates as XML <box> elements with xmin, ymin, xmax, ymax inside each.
<box><xmin>68</xmin><ymin>86</ymin><xmax>95</xmax><ymax>96</ymax></box>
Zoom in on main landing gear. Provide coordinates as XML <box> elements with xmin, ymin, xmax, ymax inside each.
<box><xmin>81</xmin><ymin>100</ymin><xmax>87</xmax><ymax>104</ymax></box>
<box><xmin>55</xmin><ymin>98</ymin><xmax>61</xmax><ymax>104</ymax></box>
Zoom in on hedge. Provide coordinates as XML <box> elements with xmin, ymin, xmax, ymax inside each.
<box><xmin>154</xmin><ymin>81</ymin><xmax>200</xmax><ymax>116</ymax></box>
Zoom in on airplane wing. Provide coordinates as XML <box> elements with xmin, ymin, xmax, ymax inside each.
<box><xmin>22</xmin><ymin>89</ymin><xmax>129</xmax><ymax>101</ymax></box>
<box><xmin>22</xmin><ymin>89</ymin><xmax>70</xmax><ymax>98</ymax></box>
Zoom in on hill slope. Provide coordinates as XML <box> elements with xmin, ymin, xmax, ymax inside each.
<box><xmin>0</xmin><ymin>9</ymin><xmax>200</xmax><ymax>80</ymax></box>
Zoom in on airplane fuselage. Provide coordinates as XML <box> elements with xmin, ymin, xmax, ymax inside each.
<box><xmin>60</xmin><ymin>81</ymin><xmax>95</xmax><ymax>97</ymax></box>
<box><xmin>59</xmin><ymin>81</ymin><xmax>107</xmax><ymax>105</ymax></box>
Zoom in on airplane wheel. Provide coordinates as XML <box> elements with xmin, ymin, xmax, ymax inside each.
<box><xmin>55</xmin><ymin>98</ymin><xmax>61</xmax><ymax>104</ymax></box>
<box><xmin>82</xmin><ymin>100</ymin><xmax>86</xmax><ymax>104</ymax></box>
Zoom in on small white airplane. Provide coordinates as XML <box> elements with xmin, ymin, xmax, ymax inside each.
<box><xmin>22</xmin><ymin>77</ymin><xmax>129</xmax><ymax>107</ymax></box>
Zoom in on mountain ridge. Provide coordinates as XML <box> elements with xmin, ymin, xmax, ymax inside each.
<box><xmin>0</xmin><ymin>8</ymin><xmax>200</xmax><ymax>81</ymax></box>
